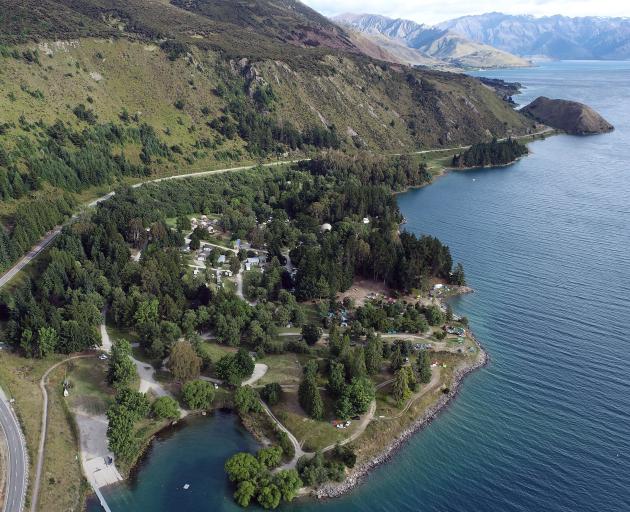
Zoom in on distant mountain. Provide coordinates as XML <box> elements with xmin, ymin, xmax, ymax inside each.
<box><xmin>438</xmin><ymin>13</ymin><xmax>630</xmax><ymax>60</ymax></box>
<box><xmin>334</xmin><ymin>13</ymin><xmax>530</xmax><ymax>69</ymax></box>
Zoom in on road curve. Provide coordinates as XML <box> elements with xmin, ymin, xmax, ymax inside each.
<box><xmin>0</xmin><ymin>386</ymin><xmax>27</xmax><ymax>512</ymax></box>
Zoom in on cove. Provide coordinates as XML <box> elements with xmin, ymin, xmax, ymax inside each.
<box><xmin>88</xmin><ymin>410</ymin><xmax>260</xmax><ymax>512</ymax></box>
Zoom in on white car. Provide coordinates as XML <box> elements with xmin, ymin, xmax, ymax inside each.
<box><xmin>99</xmin><ymin>354</ymin><xmax>108</xmax><ymax>360</ymax></box>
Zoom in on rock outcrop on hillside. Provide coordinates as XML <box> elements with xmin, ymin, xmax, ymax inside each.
<box><xmin>521</xmin><ymin>97</ymin><xmax>614</xmax><ymax>135</ymax></box>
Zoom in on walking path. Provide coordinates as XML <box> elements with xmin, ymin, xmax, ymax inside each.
<box><xmin>30</xmin><ymin>355</ymin><xmax>94</xmax><ymax>512</ymax></box>
<box><xmin>375</xmin><ymin>368</ymin><xmax>441</xmax><ymax>420</ymax></box>
<box><xmin>242</xmin><ymin>364</ymin><xmax>268</xmax><ymax>387</ymax></box>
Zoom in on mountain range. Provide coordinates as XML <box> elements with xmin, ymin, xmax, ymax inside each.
<box><xmin>334</xmin><ymin>13</ymin><xmax>530</xmax><ymax>69</ymax></box>
<box><xmin>437</xmin><ymin>13</ymin><xmax>630</xmax><ymax>60</ymax></box>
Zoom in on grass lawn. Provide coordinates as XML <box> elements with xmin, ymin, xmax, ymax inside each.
<box><xmin>104</xmin><ymin>323</ymin><xmax>140</xmax><ymax>346</ymax></box>
<box><xmin>198</xmin><ymin>341</ymin><xmax>236</xmax><ymax>363</ymax></box>
<box><xmin>257</xmin><ymin>353</ymin><xmax>312</xmax><ymax>388</ymax></box>
<box><xmin>271</xmin><ymin>391</ymin><xmax>358</xmax><ymax>452</ymax></box>
<box><xmin>66</xmin><ymin>358</ymin><xmax>113</xmax><ymax>415</ymax></box>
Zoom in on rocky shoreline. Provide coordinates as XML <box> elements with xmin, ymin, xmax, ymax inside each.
<box><xmin>315</xmin><ymin>335</ymin><xmax>489</xmax><ymax>499</ymax></box>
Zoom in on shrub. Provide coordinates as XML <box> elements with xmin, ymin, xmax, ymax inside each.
<box><xmin>234</xmin><ymin>385</ymin><xmax>262</xmax><ymax>414</ymax></box>
<box><xmin>257</xmin><ymin>445</ymin><xmax>282</xmax><ymax>469</ymax></box>
<box><xmin>260</xmin><ymin>382</ymin><xmax>283</xmax><ymax>406</ymax></box>
<box><xmin>152</xmin><ymin>396</ymin><xmax>180</xmax><ymax>419</ymax></box>
<box><xmin>182</xmin><ymin>380</ymin><xmax>215</xmax><ymax>409</ymax></box>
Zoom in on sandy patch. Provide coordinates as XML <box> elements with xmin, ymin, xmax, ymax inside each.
<box><xmin>337</xmin><ymin>278</ymin><xmax>390</xmax><ymax>306</ymax></box>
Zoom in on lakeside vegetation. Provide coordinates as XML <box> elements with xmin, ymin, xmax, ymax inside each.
<box><xmin>0</xmin><ymin>2</ymin><xmax>524</xmax><ymax>508</ymax></box>
<box><xmin>451</xmin><ymin>138</ymin><xmax>528</xmax><ymax>168</ymax></box>
<box><xmin>0</xmin><ymin>148</ymin><xmax>479</xmax><ymax>509</ymax></box>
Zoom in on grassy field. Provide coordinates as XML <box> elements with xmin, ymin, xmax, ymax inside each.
<box><xmin>66</xmin><ymin>358</ymin><xmax>113</xmax><ymax>415</ymax></box>
<box><xmin>256</xmin><ymin>353</ymin><xmax>311</xmax><ymax>388</ymax></box>
<box><xmin>198</xmin><ymin>341</ymin><xmax>236</xmax><ymax>363</ymax></box>
<box><xmin>271</xmin><ymin>391</ymin><xmax>358</xmax><ymax>452</ymax></box>
<box><xmin>40</xmin><ymin>361</ymin><xmax>92</xmax><ymax>512</ymax></box>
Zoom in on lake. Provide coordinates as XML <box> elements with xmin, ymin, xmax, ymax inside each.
<box><xmin>92</xmin><ymin>61</ymin><xmax>630</xmax><ymax>511</ymax></box>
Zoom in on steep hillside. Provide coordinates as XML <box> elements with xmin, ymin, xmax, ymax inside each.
<box><xmin>334</xmin><ymin>13</ymin><xmax>530</xmax><ymax>69</ymax></box>
<box><xmin>0</xmin><ymin>0</ymin><xmax>532</xmax><ymax>270</ymax></box>
<box><xmin>438</xmin><ymin>13</ymin><xmax>630</xmax><ymax>60</ymax></box>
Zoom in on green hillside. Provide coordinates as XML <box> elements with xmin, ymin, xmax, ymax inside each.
<box><xmin>0</xmin><ymin>0</ymin><xmax>532</xmax><ymax>271</ymax></box>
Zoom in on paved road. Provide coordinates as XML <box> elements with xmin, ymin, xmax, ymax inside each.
<box><xmin>0</xmin><ymin>129</ymin><xmax>555</xmax><ymax>292</ymax></box>
<box><xmin>0</xmin><ymin>387</ymin><xmax>27</xmax><ymax>512</ymax></box>
<box><xmin>0</xmin><ymin>228</ymin><xmax>61</xmax><ymax>290</ymax></box>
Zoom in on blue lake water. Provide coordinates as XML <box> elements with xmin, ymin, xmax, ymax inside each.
<box><xmin>93</xmin><ymin>61</ymin><xmax>630</xmax><ymax>511</ymax></box>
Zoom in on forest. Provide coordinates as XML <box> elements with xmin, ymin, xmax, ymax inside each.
<box><xmin>0</xmin><ymin>48</ymin><xmax>342</xmax><ymax>274</ymax></box>
<box><xmin>451</xmin><ymin>138</ymin><xmax>528</xmax><ymax>168</ymax></box>
<box><xmin>1</xmin><ymin>151</ymin><xmax>460</xmax><ymax>362</ymax></box>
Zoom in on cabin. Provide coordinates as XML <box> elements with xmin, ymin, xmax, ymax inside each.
<box><xmin>244</xmin><ymin>256</ymin><xmax>262</xmax><ymax>271</ymax></box>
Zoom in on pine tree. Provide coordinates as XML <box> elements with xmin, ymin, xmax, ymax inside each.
<box><xmin>349</xmin><ymin>347</ymin><xmax>367</xmax><ymax>379</ymax></box>
<box><xmin>392</xmin><ymin>367</ymin><xmax>410</xmax><ymax>405</ymax></box>
<box><xmin>390</xmin><ymin>345</ymin><xmax>403</xmax><ymax>372</ymax></box>
<box><xmin>417</xmin><ymin>350</ymin><xmax>432</xmax><ymax>384</ymax></box>
<box><xmin>405</xmin><ymin>365</ymin><xmax>418</xmax><ymax>392</ymax></box>
<box><xmin>327</xmin><ymin>361</ymin><xmax>346</xmax><ymax>398</ymax></box>
<box><xmin>364</xmin><ymin>335</ymin><xmax>383</xmax><ymax>375</ymax></box>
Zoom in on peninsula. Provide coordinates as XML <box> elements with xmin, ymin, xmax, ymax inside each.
<box><xmin>521</xmin><ymin>97</ymin><xmax>614</xmax><ymax>135</ymax></box>
<box><xmin>0</xmin><ymin>2</ymin><xmax>613</xmax><ymax>512</ymax></box>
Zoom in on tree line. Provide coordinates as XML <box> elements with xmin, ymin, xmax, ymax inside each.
<box><xmin>452</xmin><ymin>138</ymin><xmax>528</xmax><ymax>168</ymax></box>
<box><xmin>2</xmin><ymin>152</ymin><xmax>461</xmax><ymax>362</ymax></box>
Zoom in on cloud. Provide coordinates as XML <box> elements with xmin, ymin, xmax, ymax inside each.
<box><xmin>303</xmin><ymin>0</ymin><xmax>630</xmax><ymax>25</ymax></box>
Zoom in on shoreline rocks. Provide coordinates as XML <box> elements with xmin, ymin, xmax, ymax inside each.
<box><xmin>315</xmin><ymin>336</ymin><xmax>489</xmax><ymax>499</ymax></box>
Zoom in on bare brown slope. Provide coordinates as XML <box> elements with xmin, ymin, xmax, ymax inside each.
<box><xmin>521</xmin><ymin>97</ymin><xmax>614</xmax><ymax>135</ymax></box>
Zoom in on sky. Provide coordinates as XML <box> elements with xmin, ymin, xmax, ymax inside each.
<box><xmin>302</xmin><ymin>0</ymin><xmax>630</xmax><ymax>25</ymax></box>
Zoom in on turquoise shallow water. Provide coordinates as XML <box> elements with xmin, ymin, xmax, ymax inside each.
<box><xmin>92</xmin><ymin>61</ymin><xmax>630</xmax><ymax>511</ymax></box>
